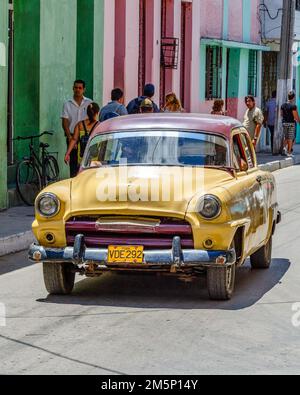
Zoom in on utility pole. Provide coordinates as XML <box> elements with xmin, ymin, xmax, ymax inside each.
<box><xmin>274</xmin><ymin>0</ymin><xmax>296</xmax><ymax>154</ymax></box>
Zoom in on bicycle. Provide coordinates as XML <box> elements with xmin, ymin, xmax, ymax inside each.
<box><xmin>14</xmin><ymin>131</ymin><xmax>60</xmax><ymax>206</ymax></box>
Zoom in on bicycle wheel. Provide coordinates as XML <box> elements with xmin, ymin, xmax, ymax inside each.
<box><xmin>16</xmin><ymin>160</ymin><xmax>42</xmax><ymax>206</ymax></box>
<box><xmin>45</xmin><ymin>155</ymin><xmax>60</xmax><ymax>184</ymax></box>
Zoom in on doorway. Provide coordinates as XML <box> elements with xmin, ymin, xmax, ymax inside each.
<box><xmin>7</xmin><ymin>0</ymin><xmax>14</xmax><ymax>165</ymax></box>
<box><xmin>180</xmin><ymin>1</ymin><xmax>192</xmax><ymax>111</ymax></box>
<box><xmin>138</xmin><ymin>0</ymin><xmax>146</xmax><ymax>96</ymax></box>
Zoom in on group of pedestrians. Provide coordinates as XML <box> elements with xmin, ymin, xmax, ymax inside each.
<box><xmin>265</xmin><ymin>90</ymin><xmax>300</xmax><ymax>157</ymax></box>
<box><xmin>62</xmin><ymin>79</ymin><xmax>299</xmax><ymax>177</ymax></box>
<box><xmin>209</xmin><ymin>96</ymin><xmax>264</xmax><ymax>149</ymax></box>
<box><xmin>61</xmin><ymin>80</ymin><xmax>183</xmax><ymax>176</ymax></box>
<box><xmin>210</xmin><ymin>91</ymin><xmax>299</xmax><ymax>156</ymax></box>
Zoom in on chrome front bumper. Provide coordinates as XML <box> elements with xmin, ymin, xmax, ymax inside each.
<box><xmin>29</xmin><ymin>235</ymin><xmax>236</xmax><ymax>269</ymax></box>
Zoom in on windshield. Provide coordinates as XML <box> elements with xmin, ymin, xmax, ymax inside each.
<box><xmin>83</xmin><ymin>131</ymin><xmax>229</xmax><ymax>168</ymax></box>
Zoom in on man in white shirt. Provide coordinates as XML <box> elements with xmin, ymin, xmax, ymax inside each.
<box><xmin>243</xmin><ymin>95</ymin><xmax>264</xmax><ymax>150</ymax></box>
<box><xmin>61</xmin><ymin>80</ymin><xmax>92</xmax><ymax>177</ymax></box>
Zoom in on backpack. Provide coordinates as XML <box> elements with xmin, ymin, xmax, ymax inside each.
<box><xmin>128</xmin><ymin>97</ymin><xmax>158</xmax><ymax>114</ymax></box>
<box><xmin>127</xmin><ymin>97</ymin><xmax>145</xmax><ymax>114</ymax></box>
<box><xmin>79</xmin><ymin>121</ymin><xmax>99</xmax><ymax>158</ymax></box>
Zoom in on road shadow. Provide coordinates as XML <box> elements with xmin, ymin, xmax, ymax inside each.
<box><xmin>37</xmin><ymin>258</ymin><xmax>291</xmax><ymax>311</ymax></box>
<box><xmin>0</xmin><ymin>251</ymin><xmax>34</xmax><ymax>275</ymax></box>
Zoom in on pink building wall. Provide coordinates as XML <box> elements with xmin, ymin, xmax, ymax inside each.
<box><xmin>228</xmin><ymin>0</ymin><xmax>243</xmax><ymax>42</ymax></box>
<box><xmin>102</xmin><ymin>0</ymin><xmax>262</xmax><ymax>121</ymax></box>
<box><xmin>200</xmin><ymin>0</ymin><xmax>223</xmax><ymax>39</ymax></box>
<box><xmin>145</xmin><ymin>0</ymin><xmax>155</xmax><ymax>84</ymax></box>
<box><xmin>151</xmin><ymin>0</ymin><xmax>162</xmax><ymax>106</ymax></box>
<box><xmin>102</xmin><ymin>0</ymin><xmax>115</xmax><ymax>105</ymax></box>
<box><xmin>114</xmin><ymin>0</ymin><xmax>126</xmax><ymax>91</ymax></box>
<box><xmin>124</xmin><ymin>0</ymin><xmax>139</xmax><ymax>101</ymax></box>
<box><xmin>251</xmin><ymin>0</ymin><xmax>261</xmax><ymax>44</ymax></box>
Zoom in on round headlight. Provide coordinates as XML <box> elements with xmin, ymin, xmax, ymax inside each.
<box><xmin>36</xmin><ymin>193</ymin><xmax>60</xmax><ymax>217</ymax></box>
<box><xmin>198</xmin><ymin>195</ymin><xmax>221</xmax><ymax>220</ymax></box>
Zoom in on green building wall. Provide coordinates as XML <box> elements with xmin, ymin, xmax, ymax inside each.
<box><xmin>14</xmin><ymin>0</ymin><xmax>40</xmax><ymax>161</ymax></box>
<box><xmin>227</xmin><ymin>49</ymin><xmax>240</xmax><ymax>99</ymax></box>
<box><xmin>39</xmin><ymin>0</ymin><xmax>77</xmax><ymax>180</ymax></box>
<box><xmin>77</xmin><ymin>0</ymin><xmax>104</xmax><ymax>105</ymax></box>
<box><xmin>0</xmin><ymin>0</ymin><xmax>8</xmax><ymax>209</ymax></box>
<box><xmin>12</xmin><ymin>0</ymin><xmax>105</xmax><ymax>189</ymax></box>
<box><xmin>77</xmin><ymin>0</ymin><xmax>94</xmax><ymax>99</ymax></box>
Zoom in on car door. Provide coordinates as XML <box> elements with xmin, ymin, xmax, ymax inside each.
<box><xmin>230</xmin><ymin>130</ymin><xmax>256</xmax><ymax>255</ymax></box>
<box><xmin>239</xmin><ymin>129</ymin><xmax>269</xmax><ymax>247</ymax></box>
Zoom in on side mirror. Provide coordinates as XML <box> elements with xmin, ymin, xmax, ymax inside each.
<box><xmin>240</xmin><ymin>159</ymin><xmax>248</xmax><ymax>172</ymax></box>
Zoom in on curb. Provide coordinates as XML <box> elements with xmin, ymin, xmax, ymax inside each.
<box><xmin>0</xmin><ymin>231</ymin><xmax>35</xmax><ymax>257</ymax></box>
<box><xmin>258</xmin><ymin>156</ymin><xmax>300</xmax><ymax>172</ymax></box>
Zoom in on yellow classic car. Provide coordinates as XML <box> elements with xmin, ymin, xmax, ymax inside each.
<box><xmin>29</xmin><ymin>114</ymin><xmax>281</xmax><ymax>300</ymax></box>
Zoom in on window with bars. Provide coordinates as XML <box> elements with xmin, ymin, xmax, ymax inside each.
<box><xmin>248</xmin><ymin>50</ymin><xmax>258</xmax><ymax>97</ymax></box>
<box><xmin>205</xmin><ymin>46</ymin><xmax>222</xmax><ymax>100</ymax></box>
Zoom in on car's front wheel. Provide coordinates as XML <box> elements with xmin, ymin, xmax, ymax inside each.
<box><xmin>250</xmin><ymin>236</ymin><xmax>272</xmax><ymax>269</ymax></box>
<box><xmin>207</xmin><ymin>264</ymin><xmax>236</xmax><ymax>301</ymax></box>
<box><xmin>43</xmin><ymin>262</ymin><xmax>75</xmax><ymax>295</ymax></box>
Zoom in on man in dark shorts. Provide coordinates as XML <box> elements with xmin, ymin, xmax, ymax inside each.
<box><xmin>281</xmin><ymin>91</ymin><xmax>300</xmax><ymax>157</ymax></box>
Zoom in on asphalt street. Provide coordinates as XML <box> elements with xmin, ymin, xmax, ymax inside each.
<box><xmin>0</xmin><ymin>165</ymin><xmax>300</xmax><ymax>375</ymax></box>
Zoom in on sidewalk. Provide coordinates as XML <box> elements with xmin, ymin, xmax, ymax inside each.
<box><xmin>0</xmin><ymin>207</ymin><xmax>35</xmax><ymax>257</ymax></box>
<box><xmin>257</xmin><ymin>144</ymin><xmax>300</xmax><ymax>172</ymax></box>
<box><xmin>1</xmin><ymin>146</ymin><xmax>300</xmax><ymax>257</ymax></box>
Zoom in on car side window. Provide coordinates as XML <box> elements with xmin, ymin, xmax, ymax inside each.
<box><xmin>232</xmin><ymin>135</ymin><xmax>248</xmax><ymax>172</ymax></box>
<box><xmin>239</xmin><ymin>133</ymin><xmax>255</xmax><ymax>169</ymax></box>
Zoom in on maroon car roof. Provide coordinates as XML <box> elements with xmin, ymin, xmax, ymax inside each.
<box><xmin>90</xmin><ymin>113</ymin><xmax>242</xmax><ymax>140</ymax></box>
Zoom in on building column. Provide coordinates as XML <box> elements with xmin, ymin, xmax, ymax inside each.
<box><xmin>152</xmin><ymin>0</ymin><xmax>162</xmax><ymax>105</ymax></box>
<box><xmin>124</xmin><ymin>0</ymin><xmax>139</xmax><ymax>102</ymax></box>
<box><xmin>296</xmin><ymin>44</ymin><xmax>300</xmax><ymax>143</ymax></box>
<box><xmin>114</xmin><ymin>0</ymin><xmax>139</xmax><ymax>103</ymax></box>
<box><xmin>221</xmin><ymin>46</ymin><xmax>228</xmax><ymax>103</ymax></box>
<box><xmin>223</xmin><ymin>0</ymin><xmax>229</xmax><ymax>40</ymax></box>
<box><xmin>0</xmin><ymin>0</ymin><xmax>8</xmax><ymax>209</ymax></box>
<box><xmin>93</xmin><ymin>0</ymin><xmax>105</xmax><ymax>105</ymax></box>
<box><xmin>237</xmin><ymin>48</ymin><xmax>249</xmax><ymax>120</ymax></box>
<box><xmin>114</xmin><ymin>0</ymin><xmax>126</xmax><ymax>93</ymax></box>
<box><xmin>76</xmin><ymin>0</ymin><xmax>94</xmax><ymax>99</ymax></box>
<box><xmin>190</xmin><ymin>0</ymin><xmax>201</xmax><ymax>112</ymax></box>
<box><xmin>242</xmin><ymin>0</ymin><xmax>251</xmax><ymax>43</ymax></box>
<box><xmin>163</xmin><ymin>0</ymin><xmax>175</xmax><ymax>96</ymax></box>
<box><xmin>40</xmin><ymin>0</ymin><xmax>77</xmax><ymax>179</ymax></box>
<box><xmin>172</xmin><ymin>0</ymin><xmax>182</xmax><ymax>96</ymax></box>
<box><xmin>103</xmin><ymin>0</ymin><xmax>115</xmax><ymax>105</ymax></box>
<box><xmin>14</xmin><ymin>0</ymin><xmax>40</xmax><ymax>163</ymax></box>
<box><xmin>199</xmin><ymin>43</ymin><xmax>207</xmax><ymax>104</ymax></box>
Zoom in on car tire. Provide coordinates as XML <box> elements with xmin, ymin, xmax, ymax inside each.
<box><xmin>43</xmin><ymin>262</ymin><xmax>75</xmax><ymax>295</ymax></box>
<box><xmin>207</xmin><ymin>264</ymin><xmax>236</xmax><ymax>301</ymax></box>
<box><xmin>250</xmin><ymin>236</ymin><xmax>272</xmax><ymax>269</ymax></box>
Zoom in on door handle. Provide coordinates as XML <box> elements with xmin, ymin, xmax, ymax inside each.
<box><xmin>256</xmin><ymin>176</ymin><xmax>263</xmax><ymax>184</ymax></box>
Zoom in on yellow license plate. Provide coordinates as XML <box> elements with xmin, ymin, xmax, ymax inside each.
<box><xmin>107</xmin><ymin>246</ymin><xmax>144</xmax><ymax>264</ymax></box>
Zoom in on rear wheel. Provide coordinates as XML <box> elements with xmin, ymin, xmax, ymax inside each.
<box><xmin>16</xmin><ymin>160</ymin><xmax>41</xmax><ymax>206</ymax></box>
<box><xmin>45</xmin><ymin>155</ymin><xmax>59</xmax><ymax>184</ymax></box>
<box><xmin>250</xmin><ymin>236</ymin><xmax>272</xmax><ymax>269</ymax></box>
<box><xmin>207</xmin><ymin>264</ymin><xmax>236</xmax><ymax>301</ymax></box>
<box><xmin>43</xmin><ymin>262</ymin><xmax>75</xmax><ymax>295</ymax></box>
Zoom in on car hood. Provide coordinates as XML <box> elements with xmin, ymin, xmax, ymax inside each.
<box><xmin>70</xmin><ymin>166</ymin><xmax>233</xmax><ymax>218</ymax></box>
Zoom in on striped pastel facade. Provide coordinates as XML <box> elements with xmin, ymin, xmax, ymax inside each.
<box><xmin>102</xmin><ymin>0</ymin><xmax>264</xmax><ymax>119</ymax></box>
<box><xmin>0</xmin><ymin>0</ymin><xmax>265</xmax><ymax>209</ymax></box>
